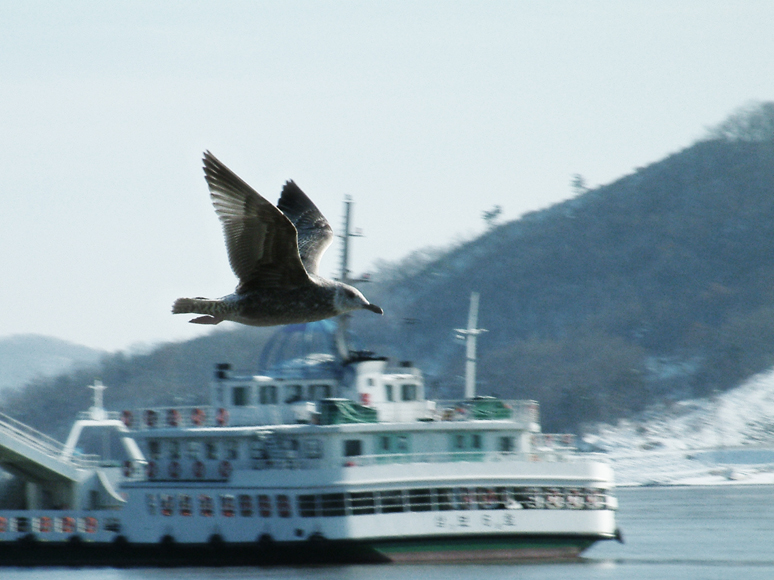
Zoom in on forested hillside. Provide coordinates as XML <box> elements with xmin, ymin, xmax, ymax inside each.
<box><xmin>353</xmin><ymin>103</ymin><xmax>774</xmax><ymax>430</ymax></box>
<box><xmin>5</xmin><ymin>104</ymin><xmax>774</xmax><ymax>437</ymax></box>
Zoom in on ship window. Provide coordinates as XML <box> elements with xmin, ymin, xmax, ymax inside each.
<box><xmin>384</xmin><ymin>384</ymin><xmax>394</xmax><ymax>401</ymax></box>
<box><xmin>380</xmin><ymin>436</ymin><xmax>390</xmax><ymax>452</ymax></box>
<box><xmin>232</xmin><ymin>386</ymin><xmax>248</xmax><ymax>406</ymax></box>
<box><xmin>298</xmin><ymin>494</ymin><xmax>317</xmax><ymax>517</ymax></box>
<box><xmin>435</xmin><ymin>488</ymin><xmax>453</xmax><ymax>511</ymax></box>
<box><xmin>148</xmin><ymin>440</ymin><xmax>160</xmax><ymax>460</ymax></box>
<box><xmin>499</xmin><ymin>436</ymin><xmax>514</xmax><ymax>453</ymax></box>
<box><xmin>349</xmin><ymin>492</ymin><xmax>375</xmax><ymax>515</ymax></box>
<box><xmin>277</xmin><ymin>494</ymin><xmax>292</xmax><ymax>518</ymax></box>
<box><xmin>187</xmin><ymin>441</ymin><xmax>200</xmax><ymax>459</ymax></box>
<box><xmin>472</xmin><ymin>434</ymin><xmax>482</xmax><ymax>449</ymax></box>
<box><xmin>160</xmin><ymin>494</ymin><xmax>175</xmax><ymax>516</ymax></box>
<box><xmin>258</xmin><ymin>494</ymin><xmax>272</xmax><ymax>517</ymax></box>
<box><xmin>250</xmin><ymin>441</ymin><xmax>266</xmax><ymax>460</ymax></box>
<box><xmin>146</xmin><ymin>493</ymin><xmax>157</xmax><ymax>515</ymax></box>
<box><xmin>239</xmin><ymin>494</ymin><xmax>253</xmax><ymax>517</ymax></box>
<box><xmin>225</xmin><ymin>440</ymin><xmax>239</xmax><ymax>460</ymax></box>
<box><xmin>454</xmin><ymin>434</ymin><xmax>465</xmax><ymax>450</ymax></box>
<box><xmin>344</xmin><ymin>439</ymin><xmax>362</xmax><ymax>457</ymax></box>
<box><xmin>169</xmin><ymin>440</ymin><xmax>180</xmax><ymax>459</ymax></box>
<box><xmin>285</xmin><ymin>384</ymin><xmax>303</xmax><ymax>403</ymax></box>
<box><xmin>179</xmin><ymin>494</ymin><xmax>193</xmax><ymax>517</ymax></box>
<box><xmin>260</xmin><ymin>385</ymin><xmax>278</xmax><ymax>405</ymax></box>
<box><xmin>321</xmin><ymin>493</ymin><xmax>346</xmax><ymax>517</ymax></box>
<box><xmin>220</xmin><ymin>494</ymin><xmax>236</xmax><ymax>517</ymax></box>
<box><xmin>199</xmin><ymin>494</ymin><xmax>214</xmax><ymax>517</ymax></box>
<box><xmin>396</xmin><ymin>435</ymin><xmax>409</xmax><ymax>453</ymax></box>
<box><xmin>408</xmin><ymin>489</ymin><xmax>432</xmax><ymax>512</ymax></box>
<box><xmin>454</xmin><ymin>487</ymin><xmax>473</xmax><ymax>510</ymax></box>
<box><xmin>206</xmin><ymin>441</ymin><xmax>218</xmax><ymax>460</ymax></box>
<box><xmin>401</xmin><ymin>383</ymin><xmax>417</xmax><ymax>401</ymax></box>
<box><xmin>304</xmin><ymin>439</ymin><xmax>323</xmax><ymax>459</ymax></box>
<box><xmin>379</xmin><ymin>490</ymin><xmax>404</xmax><ymax>513</ymax></box>
<box><xmin>310</xmin><ymin>384</ymin><xmax>331</xmax><ymax>400</ymax></box>
<box><xmin>477</xmin><ymin>487</ymin><xmax>501</xmax><ymax>510</ymax></box>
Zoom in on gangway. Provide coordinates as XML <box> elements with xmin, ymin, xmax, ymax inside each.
<box><xmin>0</xmin><ymin>410</ymin><xmax>96</xmax><ymax>483</ymax></box>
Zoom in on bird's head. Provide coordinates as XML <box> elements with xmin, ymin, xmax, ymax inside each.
<box><xmin>334</xmin><ymin>283</ymin><xmax>383</xmax><ymax>316</ymax></box>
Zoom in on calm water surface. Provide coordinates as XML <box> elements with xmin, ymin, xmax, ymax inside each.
<box><xmin>4</xmin><ymin>485</ymin><xmax>774</xmax><ymax>580</ymax></box>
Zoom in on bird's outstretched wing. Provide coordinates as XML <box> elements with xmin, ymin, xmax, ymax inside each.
<box><xmin>202</xmin><ymin>151</ymin><xmax>309</xmax><ymax>291</ymax></box>
<box><xmin>277</xmin><ymin>180</ymin><xmax>334</xmax><ymax>276</ymax></box>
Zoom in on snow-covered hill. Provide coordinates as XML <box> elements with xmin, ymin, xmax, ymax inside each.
<box><xmin>585</xmin><ymin>368</ymin><xmax>774</xmax><ymax>486</ymax></box>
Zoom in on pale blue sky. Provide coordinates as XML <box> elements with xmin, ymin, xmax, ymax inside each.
<box><xmin>2</xmin><ymin>1</ymin><xmax>774</xmax><ymax>351</ymax></box>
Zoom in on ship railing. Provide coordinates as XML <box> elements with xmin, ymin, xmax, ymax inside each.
<box><xmin>339</xmin><ymin>450</ymin><xmax>596</xmax><ymax>468</ymax></box>
<box><xmin>431</xmin><ymin>399</ymin><xmax>540</xmax><ymax>424</ymax></box>
<box><xmin>0</xmin><ymin>411</ymin><xmax>100</xmax><ymax>468</ymax></box>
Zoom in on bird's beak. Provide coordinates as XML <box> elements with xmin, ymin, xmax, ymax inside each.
<box><xmin>364</xmin><ymin>303</ymin><xmax>383</xmax><ymax>315</ymax></box>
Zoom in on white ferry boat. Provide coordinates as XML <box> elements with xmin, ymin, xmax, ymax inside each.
<box><xmin>0</xmin><ymin>317</ymin><xmax>620</xmax><ymax>566</ymax></box>
<box><xmin>0</xmin><ymin>200</ymin><xmax>619</xmax><ymax>565</ymax></box>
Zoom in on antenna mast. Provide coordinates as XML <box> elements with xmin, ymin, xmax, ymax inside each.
<box><xmin>455</xmin><ymin>292</ymin><xmax>487</xmax><ymax>399</ymax></box>
<box><xmin>335</xmin><ymin>196</ymin><xmax>365</xmax><ymax>360</ymax></box>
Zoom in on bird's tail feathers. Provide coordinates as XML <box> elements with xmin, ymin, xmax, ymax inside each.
<box><xmin>172</xmin><ymin>297</ymin><xmax>225</xmax><ymax>325</ymax></box>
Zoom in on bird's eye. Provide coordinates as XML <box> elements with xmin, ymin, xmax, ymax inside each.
<box><xmin>345</xmin><ymin>289</ymin><xmax>356</xmax><ymax>299</ymax></box>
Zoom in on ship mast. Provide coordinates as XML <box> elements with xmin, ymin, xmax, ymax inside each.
<box><xmin>455</xmin><ymin>292</ymin><xmax>487</xmax><ymax>399</ymax></box>
<box><xmin>334</xmin><ymin>195</ymin><xmax>366</xmax><ymax>360</ymax></box>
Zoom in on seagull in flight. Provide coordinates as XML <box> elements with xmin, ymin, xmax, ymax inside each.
<box><xmin>172</xmin><ymin>151</ymin><xmax>382</xmax><ymax>326</ymax></box>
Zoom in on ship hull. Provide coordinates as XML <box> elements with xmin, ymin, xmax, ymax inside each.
<box><xmin>0</xmin><ymin>532</ymin><xmax>609</xmax><ymax>566</ymax></box>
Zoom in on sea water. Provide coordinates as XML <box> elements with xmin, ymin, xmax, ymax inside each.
<box><xmin>3</xmin><ymin>485</ymin><xmax>774</xmax><ymax>580</ymax></box>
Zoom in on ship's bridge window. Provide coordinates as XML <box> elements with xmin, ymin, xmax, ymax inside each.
<box><xmin>304</xmin><ymin>438</ymin><xmax>323</xmax><ymax>459</ymax></box>
<box><xmin>260</xmin><ymin>385</ymin><xmax>278</xmax><ymax>405</ymax></box>
<box><xmin>384</xmin><ymin>384</ymin><xmax>394</xmax><ymax>401</ymax></box>
<box><xmin>186</xmin><ymin>441</ymin><xmax>201</xmax><ymax>459</ymax></box>
<box><xmin>168</xmin><ymin>440</ymin><xmax>181</xmax><ymax>459</ymax></box>
<box><xmin>310</xmin><ymin>384</ymin><xmax>331</xmax><ymax>400</ymax></box>
<box><xmin>232</xmin><ymin>386</ymin><xmax>248</xmax><ymax>406</ymax></box>
<box><xmin>206</xmin><ymin>441</ymin><xmax>218</xmax><ymax>460</ymax></box>
<box><xmin>401</xmin><ymin>383</ymin><xmax>418</xmax><ymax>401</ymax></box>
<box><xmin>344</xmin><ymin>439</ymin><xmax>363</xmax><ymax>457</ymax></box>
<box><xmin>225</xmin><ymin>440</ymin><xmax>239</xmax><ymax>460</ymax></box>
<box><xmin>148</xmin><ymin>440</ymin><xmax>160</xmax><ymax>460</ymax></box>
<box><xmin>499</xmin><ymin>436</ymin><xmax>515</xmax><ymax>453</ymax></box>
<box><xmin>285</xmin><ymin>384</ymin><xmax>303</xmax><ymax>403</ymax></box>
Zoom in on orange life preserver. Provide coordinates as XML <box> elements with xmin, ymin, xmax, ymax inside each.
<box><xmin>216</xmin><ymin>408</ymin><xmax>229</xmax><ymax>426</ymax></box>
<box><xmin>38</xmin><ymin>516</ymin><xmax>52</xmax><ymax>533</ymax></box>
<box><xmin>193</xmin><ymin>460</ymin><xmax>206</xmax><ymax>479</ymax></box>
<box><xmin>169</xmin><ymin>461</ymin><xmax>181</xmax><ymax>479</ymax></box>
<box><xmin>146</xmin><ymin>461</ymin><xmax>157</xmax><ymax>479</ymax></box>
<box><xmin>61</xmin><ymin>516</ymin><xmax>76</xmax><ymax>534</ymax></box>
<box><xmin>167</xmin><ymin>408</ymin><xmax>180</xmax><ymax>427</ymax></box>
<box><xmin>0</xmin><ymin>517</ymin><xmax>6</xmax><ymax>533</ymax></box>
<box><xmin>121</xmin><ymin>410</ymin><xmax>133</xmax><ymax>428</ymax></box>
<box><xmin>218</xmin><ymin>460</ymin><xmax>232</xmax><ymax>479</ymax></box>
<box><xmin>191</xmin><ymin>408</ymin><xmax>206</xmax><ymax>426</ymax></box>
<box><xmin>360</xmin><ymin>393</ymin><xmax>371</xmax><ymax>405</ymax></box>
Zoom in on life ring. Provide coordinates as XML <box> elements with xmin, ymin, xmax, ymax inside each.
<box><xmin>122</xmin><ymin>460</ymin><xmax>133</xmax><ymax>477</ymax></box>
<box><xmin>193</xmin><ymin>460</ymin><xmax>205</xmax><ymax>479</ymax></box>
<box><xmin>0</xmin><ymin>517</ymin><xmax>6</xmax><ymax>533</ymax></box>
<box><xmin>216</xmin><ymin>408</ymin><xmax>229</xmax><ymax>426</ymax></box>
<box><xmin>146</xmin><ymin>461</ymin><xmax>157</xmax><ymax>479</ymax></box>
<box><xmin>218</xmin><ymin>460</ymin><xmax>232</xmax><ymax>479</ymax></box>
<box><xmin>191</xmin><ymin>408</ymin><xmax>206</xmax><ymax>426</ymax></box>
<box><xmin>360</xmin><ymin>393</ymin><xmax>371</xmax><ymax>405</ymax></box>
<box><xmin>83</xmin><ymin>517</ymin><xmax>98</xmax><ymax>534</ymax></box>
<box><xmin>167</xmin><ymin>409</ymin><xmax>180</xmax><ymax>427</ymax></box>
<box><xmin>61</xmin><ymin>516</ymin><xmax>76</xmax><ymax>534</ymax></box>
<box><xmin>144</xmin><ymin>409</ymin><xmax>158</xmax><ymax>428</ymax></box>
<box><xmin>38</xmin><ymin>516</ymin><xmax>52</xmax><ymax>533</ymax></box>
<box><xmin>169</xmin><ymin>461</ymin><xmax>181</xmax><ymax>479</ymax></box>
<box><xmin>121</xmin><ymin>410</ymin><xmax>133</xmax><ymax>428</ymax></box>
<box><xmin>258</xmin><ymin>495</ymin><xmax>271</xmax><ymax>517</ymax></box>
